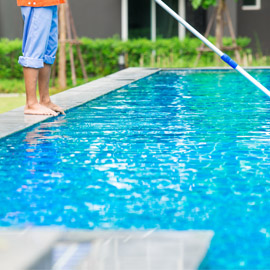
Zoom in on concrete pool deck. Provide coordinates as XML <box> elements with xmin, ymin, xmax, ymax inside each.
<box><xmin>0</xmin><ymin>228</ymin><xmax>214</xmax><ymax>270</ymax></box>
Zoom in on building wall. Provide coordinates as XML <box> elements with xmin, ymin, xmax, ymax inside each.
<box><xmin>237</xmin><ymin>0</ymin><xmax>270</xmax><ymax>54</ymax></box>
<box><xmin>0</xmin><ymin>1</ymin><xmax>22</xmax><ymax>39</ymax></box>
<box><xmin>0</xmin><ymin>0</ymin><xmax>121</xmax><ymax>39</ymax></box>
<box><xmin>69</xmin><ymin>0</ymin><xmax>121</xmax><ymax>38</ymax></box>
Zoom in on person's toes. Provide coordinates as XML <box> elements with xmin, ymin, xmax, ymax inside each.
<box><xmin>48</xmin><ymin>109</ymin><xmax>58</xmax><ymax>116</ymax></box>
<box><xmin>51</xmin><ymin>105</ymin><xmax>65</xmax><ymax>115</ymax></box>
<box><xmin>24</xmin><ymin>104</ymin><xmax>59</xmax><ymax>116</ymax></box>
<box><xmin>40</xmin><ymin>102</ymin><xmax>65</xmax><ymax>115</ymax></box>
<box><xmin>55</xmin><ymin>107</ymin><xmax>65</xmax><ymax>115</ymax></box>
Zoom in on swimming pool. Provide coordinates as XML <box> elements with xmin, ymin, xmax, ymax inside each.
<box><xmin>1</xmin><ymin>69</ymin><xmax>270</xmax><ymax>269</ymax></box>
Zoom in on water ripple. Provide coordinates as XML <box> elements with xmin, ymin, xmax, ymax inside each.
<box><xmin>1</xmin><ymin>70</ymin><xmax>270</xmax><ymax>268</ymax></box>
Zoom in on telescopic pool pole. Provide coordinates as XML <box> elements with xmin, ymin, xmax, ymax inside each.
<box><xmin>155</xmin><ymin>0</ymin><xmax>270</xmax><ymax>98</ymax></box>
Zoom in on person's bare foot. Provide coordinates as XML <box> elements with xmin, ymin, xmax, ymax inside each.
<box><xmin>40</xmin><ymin>101</ymin><xmax>66</xmax><ymax>115</ymax></box>
<box><xmin>24</xmin><ymin>103</ymin><xmax>58</xmax><ymax>116</ymax></box>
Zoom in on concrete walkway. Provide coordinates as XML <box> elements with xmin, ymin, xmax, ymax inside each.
<box><xmin>0</xmin><ymin>228</ymin><xmax>213</xmax><ymax>270</ymax></box>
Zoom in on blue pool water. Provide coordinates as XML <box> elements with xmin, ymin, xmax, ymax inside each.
<box><xmin>1</xmin><ymin>69</ymin><xmax>270</xmax><ymax>268</ymax></box>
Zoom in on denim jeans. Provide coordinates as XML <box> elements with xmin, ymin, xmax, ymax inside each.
<box><xmin>19</xmin><ymin>6</ymin><xmax>58</xmax><ymax>69</ymax></box>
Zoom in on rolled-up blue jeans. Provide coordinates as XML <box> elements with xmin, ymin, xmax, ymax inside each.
<box><xmin>19</xmin><ymin>6</ymin><xmax>58</xmax><ymax>69</ymax></box>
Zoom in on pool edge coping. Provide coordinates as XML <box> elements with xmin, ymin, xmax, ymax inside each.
<box><xmin>0</xmin><ymin>228</ymin><xmax>214</xmax><ymax>270</ymax></box>
<box><xmin>0</xmin><ymin>67</ymin><xmax>161</xmax><ymax>140</ymax></box>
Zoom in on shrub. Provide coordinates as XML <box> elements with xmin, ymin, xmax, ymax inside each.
<box><xmin>0</xmin><ymin>38</ymin><xmax>23</xmax><ymax>79</ymax></box>
<box><xmin>0</xmin><ymin>36</ymin><xmax>251</xmax><ymax>80</ymax></box>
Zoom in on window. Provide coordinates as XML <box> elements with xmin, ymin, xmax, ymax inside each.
<box><xmin>242</xmin><ymin>0</ymin><xmax>261</xmax><ymax>10</ymax></box>
<box><xmin>128</xmin><ymin>0</ymin><xmax>179</xmax><ymax>39</ymax></box>
<box><xmin>128</xmin><ymin>0</ymin><xmax>151</xmax><ymax>39</ymax></box>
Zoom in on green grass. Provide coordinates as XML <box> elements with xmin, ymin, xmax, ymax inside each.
<box><xmin>0</xmin><ymin>95</ymin><xmax>26</xmax><ymax>114</ymax></box>
<box><xmin>0</xmin><ymin>79</ymin><xmax>25</xmax><ymax>94</ymax></box>
<box><xmin>0</xmin><ymin>76</ymin><xmax>102</xmax><ymax>114</ymax></box>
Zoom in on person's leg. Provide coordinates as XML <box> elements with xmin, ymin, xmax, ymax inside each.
<box><xmin>39</xmin><ymin>5</ymin><xmax>65</xmax><ymax>115</ymax></box>
<box><xmin>39</xmin><ymin>63</ymin><xmax>65</xmax><ymax>114</ymax></box>
<box><xmin>23</xmin><ymin>67</ymin><xmax>58</xmax><ymax>115</ymax></box>
<box><xmin>19</xmin><ymin>6</ymin><xmax>60</xmax><ymax>116</ymax></box>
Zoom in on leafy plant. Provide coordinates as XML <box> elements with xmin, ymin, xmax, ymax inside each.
<box><xmin>0</xmin><ymin>36</ymin><xmax>252</xmax><ymax>83</ymax></box>
<box><xmin>190</xmin><ymin>0</ymin><xmax>217</xmax><ymax>9</ymax></box>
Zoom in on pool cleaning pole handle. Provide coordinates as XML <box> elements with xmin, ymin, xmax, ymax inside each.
<box><xmin>155</xmin><ymin>0</ymin><xmax>270</xmax><ymax>98</ymax></box>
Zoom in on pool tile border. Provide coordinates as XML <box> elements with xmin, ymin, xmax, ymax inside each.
<box><xmin>0</xmin><ymin>67</ymin><xmax>160</xmax><ymax>140</ymax></box>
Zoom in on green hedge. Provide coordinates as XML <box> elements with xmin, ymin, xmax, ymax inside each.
<box><xmin>0</xmin><ymin>38</ymin><xmax>23</xmax><ymax>79</ymax></box>
<box><xmin>0</xmin><ymin>36</ymin><xmax>251</xmax><ymax>79</ymax></box>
